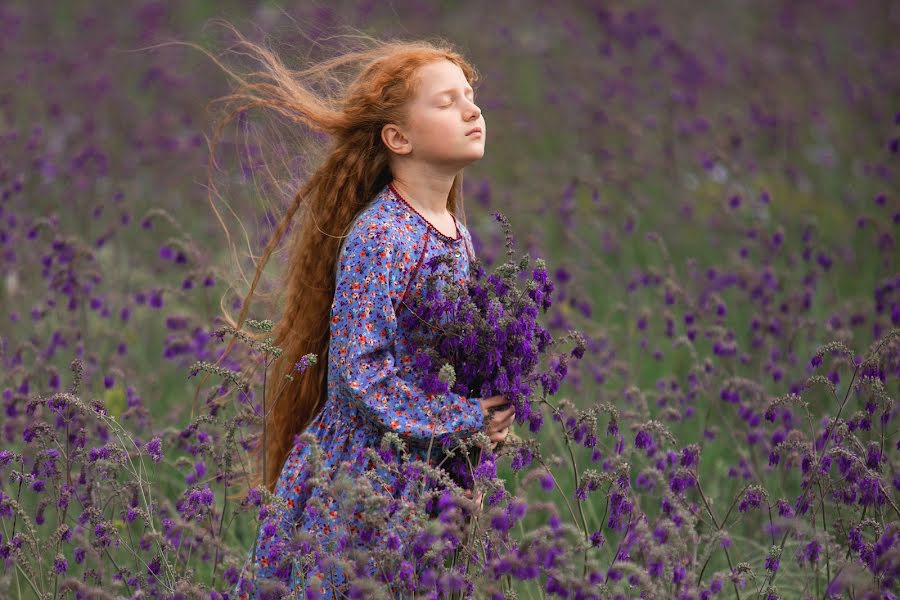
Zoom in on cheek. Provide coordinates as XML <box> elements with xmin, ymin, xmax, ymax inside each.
<box><xmin>418</xmin><ymin>115</ymin><xmax>456</xmax><ymax>142</ymax></box>
<box><xmin>410</xmin><ymin>110</ymin><xmax>460</xmax><ymax>147</ymax></box>
<box><xmin>429</xmin><ymin>112</ymin><xmax>456</xmax><ymax>130</ymax></box>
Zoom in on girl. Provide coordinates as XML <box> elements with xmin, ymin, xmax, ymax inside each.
<box><xmin>206</xmin><ymin>29</ymin><xmax>517</xmax><ymax>598</ymax></box>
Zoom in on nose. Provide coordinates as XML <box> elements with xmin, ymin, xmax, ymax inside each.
<box><xmin>465</xmin><ymin>100</ymin><xmax>481</xmax><ymax>121</ymax></box>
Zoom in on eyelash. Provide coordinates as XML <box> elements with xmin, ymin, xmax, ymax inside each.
<box><xmin>441</xmin><ymin>97</ymin><xmax>475</xmax><ymax>108</ymax></box>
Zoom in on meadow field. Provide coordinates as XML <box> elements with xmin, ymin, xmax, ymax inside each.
<box><xmin>0</xmin><ymin>1</ymin><xmax>897</xmax><ymax>598</ymax></box>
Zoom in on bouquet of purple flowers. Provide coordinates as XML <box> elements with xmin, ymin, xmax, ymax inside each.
<box><xmin>398</xmin><ymin>212</ymin><xmax>586</xmax><ymax>490</ymax></box>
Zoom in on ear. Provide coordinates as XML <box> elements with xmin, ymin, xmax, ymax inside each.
<box><xmin>381</xmin><ymin>123</ymin><xmax>412</xmax><ymax>156</ymax></box>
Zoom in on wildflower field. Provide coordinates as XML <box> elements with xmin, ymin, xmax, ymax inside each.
<box><xmin>0</xmin><ymin>1</ymin><xmax>897</xmax><ymax>599</ymax></box>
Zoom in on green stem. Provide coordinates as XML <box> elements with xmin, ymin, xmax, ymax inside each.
<box><xmin>560</xmin><ymin>425</ymin><xmax>594</xmax><ymax>581</ymax></box>
<box><xmin>761</xmin><ymin>343</ymin><xmax>869</xmax><ymax>593</ymax></box>
<box><xmin>692</xmin><ymin>476</ymin><xmax>744</xmax><ymax>600</ymax></box>
<box><xmin>534</xmin><ymin>456</ymin><xmax>581</xmax><ymax>531</ymax></box>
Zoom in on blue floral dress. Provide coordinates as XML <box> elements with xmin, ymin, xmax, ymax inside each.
<box><xmin>236</xmin><ymin>182</ymin><xmax>485</xmax><ymax>598</ymax></box>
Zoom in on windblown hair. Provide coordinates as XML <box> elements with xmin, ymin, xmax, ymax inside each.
<box><xmin>189</xmin><ymin>23</ymin><xmax>479</xmax><ymax>494</ymax></box>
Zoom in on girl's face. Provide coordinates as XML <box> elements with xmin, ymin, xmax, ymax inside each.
<box><xmin>385</xmin><ymin>59</ymin><xmax>485</xmax><ymax>169</ymax></box>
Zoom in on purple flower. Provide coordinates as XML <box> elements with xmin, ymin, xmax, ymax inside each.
<box><xmin>490</xmin><ymin>510</ymin><xmax>513</xmax><ymax>533</ymax></box>
<box><xmin>795</xmin><ymin>494</ymin><xmax>811</xmax><ymax>515</ymax></box>
<box><xmin>680</xmin><ymin>445</ymin><xmax>699</xmax><ymax>467</ymax></box>
<box><xmin>858</xmin><ymin>476</ymin><xmax>883</xmax><ymax>507</ymax></box>
<box><xmin>88</xmin><ymin>446</ymin><xmax>111</xmax><ymax>462</ymax></box>
<box><xmin>739</xmin><ymin>487</ymin><xmax>764</xmax><ymax>513</ymax></box>
<box><xmin>510</xmin><ymin>446</ymin><xmax>534</xmax><ymax>471</ymax></box>
<box><xmin>146</xmin><ymin>437</ymin><xmax>163</xmax><ymax>464</ymax></box>
<box><xmin>23</xmin><ymin>427</ymin><xmax>37</xmax><ymax>444</ymax></box>
<box><xmin>669</xmin><ymin>469</ymin><xmax>695</xmax><ymax>494</ymax></box>
<box><xmin>848</xmin><ymin>526</ymin><xmax>865</xmax><ymax>553</ymax></box>
<box><xmin>606</xmin><ymin>419</ymin><xmax>619</xmax><ymax>437</ymax></box>
<box><xmin>246</xmin><ymin>487</ymin><xmax>262</xmax><ymax>507</ymax></box>
<box><xmin>474</xmin><ymin>454</ymin><xmax>497</xmax><ymax>480</ymax></box>
<box><xmin>539</xmin><ymin>473</ymin><xmax>554</xmax><ymax>491</ymax></box>
<box><xmin>800</xmin><ymin>539</ymin><xmax>822</xmax><ymax>564</ymax></box>
<box><xmin>776</xmin><ymin>498</ymin><xmax>794</xmax><ymax>518</ymax></box>
<box><xmin>653</xmin><ymin>525</ymin><xmax>668</xmax><ymax>544</ymax></box>
<box><xmin>149</xmin><ymin>290</ymin><xmax>164</xmax><ymax>309</ymax></box>
<box><xmin>606</xmin><ymin>491</ymin><xmax>633</xmax><ymax>531</ymax></box>
<box><xmin>148</xmin><ymin>555</ymin><xmax>161</xmax><ymax>576</ymax></box>
<box><xmin>294</xmin><ymin>353</ymin><xmax>316</xmax><ymax>374</ymax></box>
<box><xmin>165</xmin><ymin>315</ymin><xmax>188</xmax><ymax>330</ymax></box>
<box><xmin>262</xmin><ymin>521</ymin><xmax>276</xmax><ymax>538</ymax></box>
<box><xmin>179</xmin><ymin>485</ymin><xmax>215</xmax><ymax>521</ymax></box>
<box><xmin>93</xmin><ymin>522</ymin><xmax>115</xmax><ymax>548</ymax></box>
<box><xmin>635</xmin><ymin>429</ymin><xmax>653</xmax><ymax>451</ymax></box>
<box><xmin>865</xmin><ymin>443</ymin><xmax>882</xmax><ymax>469</ymax></box>
<box><xmin>0</xmin><ymin>450</ymin><xmax>14</xmax><ymax>467</ymax></box>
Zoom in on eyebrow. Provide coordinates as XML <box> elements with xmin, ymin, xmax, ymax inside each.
<box><xmin>433</xmin><ymin>86</ymin><xmax>474</xmax><ymax>98</ymax></box>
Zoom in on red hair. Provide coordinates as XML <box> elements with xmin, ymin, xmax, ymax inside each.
<box><xmin>185</xmin><ymin>22</ymin><xmax>479</xmax><ymax>495</ymax></box>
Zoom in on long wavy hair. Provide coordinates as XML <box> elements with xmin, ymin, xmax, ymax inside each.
<box><xmin>184</xmin><ymin>23</ymin><xmax>479</xmax><ymax>495</ymax></box>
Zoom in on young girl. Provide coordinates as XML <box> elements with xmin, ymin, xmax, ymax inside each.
<box><xmin>211</xmin><ymin>31</ymin><xmax>517</xmax><ymax>598</ymax></box>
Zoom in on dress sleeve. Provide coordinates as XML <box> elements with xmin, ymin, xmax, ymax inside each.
<box><xmin>331</xmin><ymin>218</ymin><xmax>485</xmax><ymax>449</ymax></box>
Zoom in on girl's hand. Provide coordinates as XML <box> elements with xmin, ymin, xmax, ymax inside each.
<box><xmin>463</xmin><ymin>488</ymin><xmax>485</xmax><ymax>505</ymax></box>
<box><xmin>458</xmin><ymin>396</ymin><xmax>513</xmax><ymax>508</ymax></box>
<box><xmin>479</xmin><ymin>395</ymin><xmax>515</xmax><ymax>450</ymax></box>
<box><xmin>488</xmin><ymin>424</ymin><xmax>509</xmax><ymax>451</ymax></box>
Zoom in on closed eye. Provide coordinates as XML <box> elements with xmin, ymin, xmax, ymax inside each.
<box><xmin>439</xmin><ymin>95</ymin><xmax>475</xmax><ymax>108</ymax></box>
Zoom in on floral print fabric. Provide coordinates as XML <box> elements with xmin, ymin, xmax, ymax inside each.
<box><xmin>236</xmin><ymin>182</ymin><xmax>484</xmax><ymax>598</ymax></box>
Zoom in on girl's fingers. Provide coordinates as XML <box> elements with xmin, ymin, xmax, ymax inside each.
<box><xmin>489</xmin><ymin>427</ymin><xmax>509</xmax><ymax>442</ymax></box>
<box><xmin>491</xmin><ymin>414</ymin><xmax>514</xmax><ymax>431</ymax></box>
<box><xmin>489</xmin><ymin>406</ymin><xmax>515</xmax><ymax>427</ymax></box>
<box><xmin>490</xmin><ymin>421</ymin><xmax>512</xmax><ymax>434</ymax></box>
<box><xmin>482</xmin><ymin>397</ymin><xmax>511</xmax><ymax>418</ymax></box>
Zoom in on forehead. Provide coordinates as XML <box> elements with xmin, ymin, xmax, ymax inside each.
<box><xmin>415</xmin><ymin>60</ymin><xmax>471</xmax><ymax>96</ymax></box>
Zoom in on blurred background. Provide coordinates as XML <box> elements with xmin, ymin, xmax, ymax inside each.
<box><xmin>0</xmin><ymin>0</ymin><xmax>897</xmax><ymax>596</ymax></box>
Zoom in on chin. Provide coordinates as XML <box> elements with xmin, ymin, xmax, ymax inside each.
<box><xmin>465</xmin><ymin>146</ymin><xmax>486</xmax><ymax>160</ymax></box>
<box><xmin>460</xmin><ymin>153</ymin><xmax>484</xmax><ymax>167</ymax></box>
<box><xmin>435</xmin><ymin>149</ymin><xmax>484</xmax><ymax>169</ymax></box>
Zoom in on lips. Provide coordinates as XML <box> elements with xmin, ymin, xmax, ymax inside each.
<box><xmin>466</xmin><ymin>127</ymin><xmax>482</xmax><ymax>136</ymax></box>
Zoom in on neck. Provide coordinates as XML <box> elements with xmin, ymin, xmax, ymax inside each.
<box><xmin>389</xmin><ymin>170</ymin><xmax>457</xmax><ymax>217</ymax></box>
